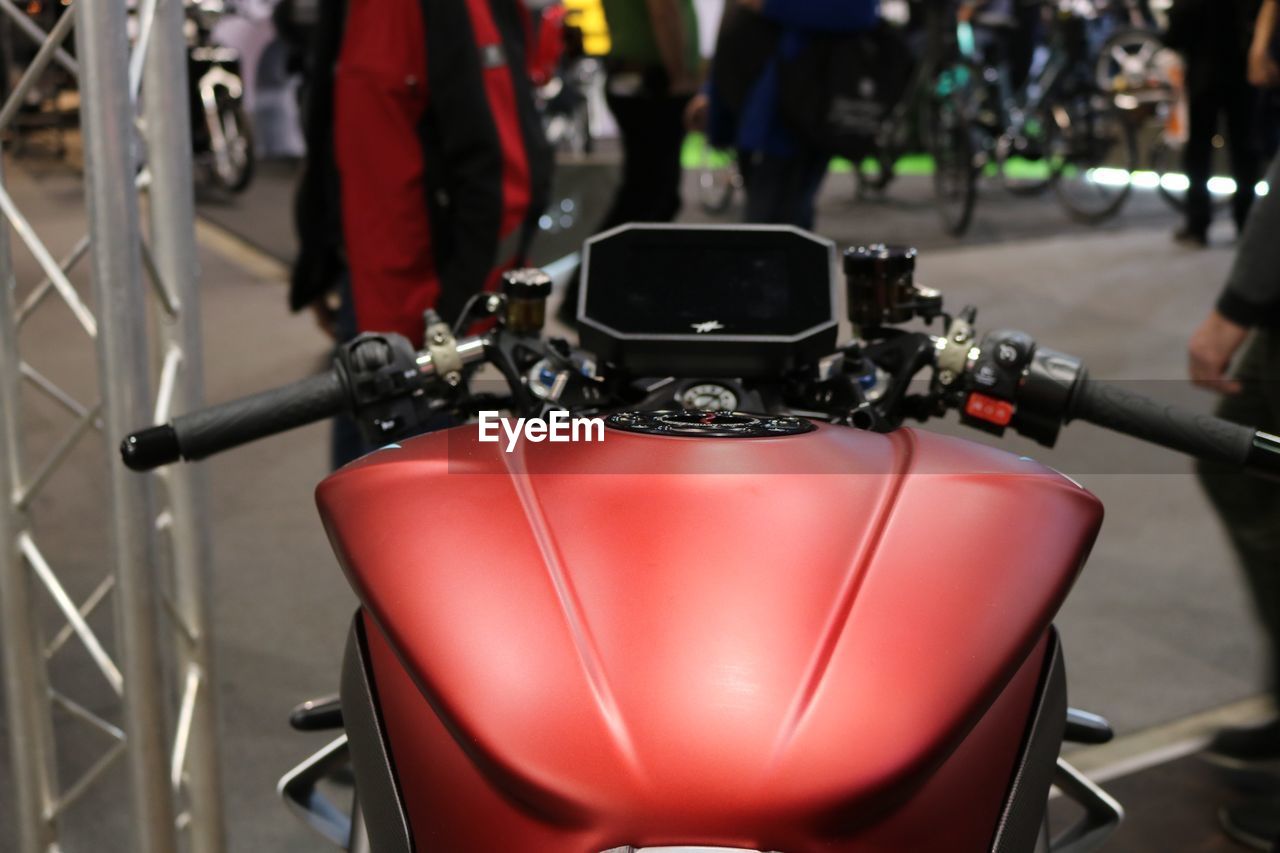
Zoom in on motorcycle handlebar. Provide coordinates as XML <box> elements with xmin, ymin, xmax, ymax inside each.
<box><xmin>121</xmin><ymin>370</ymin><xmax>350</xmax><ymax>471</ymax></box>
<box><xmin>1065</xmin><ymin>376</ymin><xmax>1280</xmax><ymax>478</ymax></box>
<box><xmin>119</xmin><ymin>327</ymin><xmax>1280</xmax><ymax>481</ymax></box>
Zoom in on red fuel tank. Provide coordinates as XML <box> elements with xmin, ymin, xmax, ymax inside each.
<box><xmin>317</xmin><ymin>420</ymin><xmax>1103</xmax><ymax>851</ymax></box>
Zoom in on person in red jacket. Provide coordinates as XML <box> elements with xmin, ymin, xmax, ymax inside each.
<box><xmin>334</xmin><ymin>0</ymin><xmax>552</xmax><ymax>346</ymax></box>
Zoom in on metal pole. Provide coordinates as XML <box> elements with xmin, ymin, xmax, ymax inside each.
<box><xmin>142</xmin><ymin>0</ymin><xmax>226</xmax><ymax>847</ymax></box>
<box><xmin>75</xmin><ymin>0</ymin><xmax>179</xmax><ymax>849</ymax></box>
<box><xmin>0</xmin><ymin>162</ymin><xmax>58</xmax><ymax>853</ymax></box>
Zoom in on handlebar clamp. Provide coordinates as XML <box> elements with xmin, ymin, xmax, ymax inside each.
<box><xmin>422</xmin><ymin>312</ymin><xmax>466</xmax><ymax>385</ymax></box>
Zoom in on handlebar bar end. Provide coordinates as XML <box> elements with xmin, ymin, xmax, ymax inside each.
<box><xmin>121</xmin><ymin>425</ymin><xmax>182</xmax><ymax>471</ymax></box>
<box><xmin>1248</xmin><ymin>431</ymin><xmax>1280</xmax><ymax>480</ymax></box>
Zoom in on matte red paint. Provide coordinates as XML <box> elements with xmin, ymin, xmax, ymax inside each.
<box><xmin>317</xmin><ymin>422</ymin><xmax>1104</xmax><ymax>850</ymax></box>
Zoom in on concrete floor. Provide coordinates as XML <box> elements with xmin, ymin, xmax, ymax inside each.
<box><xmin>0</xmin><ymin>151</ymin><xmax>1272</xmax><ymax>851</ymax></box>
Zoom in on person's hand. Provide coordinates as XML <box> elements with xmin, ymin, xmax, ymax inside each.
<box><xmin>308</xmin><ymin>295</ymin><xmax>340</xmax><ymax>342</ymax></box>
<box><xmin>1249</xmin><ymin>48</ymin><xmax>1280</xmax><ymax>88</ymax></box>
<box><xmin>670</xmin><ymin>72</ymin><xmax>702</xmax><ymax>98</ymax></box>
<box><xmin>1189</xmin><ymin>309</ymin><xmax>1249</xmax><ymax>394</ymax></box>
<box><xmin>684</xmin><ymin>92</ymin><xmax>709</xmax><ymax>132</ymax></box>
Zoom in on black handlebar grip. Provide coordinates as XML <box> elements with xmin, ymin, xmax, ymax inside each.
<box><xmin>120</xmin><ymin>370</ymin><xmax>350</xmax><ymax>471</ymax></box>
<box><xmin>121</xmin><ymin>425</ymin><xmax>182</xmax><ymax>471</ymax></box>
<box><xmin>173</xmin><ymin>370</ymin><xmax>350</xmax><ymax>462</ymax></box>
<box><xmin>1067</xmin><ymin>377</ymin><xmax>1259</xmax><ymax>469</ymax></box>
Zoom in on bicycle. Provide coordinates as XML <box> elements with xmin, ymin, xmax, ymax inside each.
<box><xmin>929</xmin><ymin>0</ymin><xmax>1140</xmax><ymax>236</ymax></box>
<box><xmin>852</xmin><ymin>6</ymin><xmax>946</xmax><ymax>194</ymax></box>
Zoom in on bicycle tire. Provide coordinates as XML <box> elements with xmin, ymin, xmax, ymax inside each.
<box><xmin>1095</xmin><ymin>28</ymin><xmax>1166</xmax><ymax>99</ymax></box>
<box><xmin>855</xmin><ymin>151</ymin><xmax>897</xmax><ymax>194</ymax></box>
<box><xmin>1051</xmin><ymin>95</ymin><xmax>1137</xmax><ymax>224</ymax></box>
<box><xmin>928</xmin><ymin>67</ymin><xmax>979</xmax><ymax>237</ymax></box>
<box><xmin>1150</xmin><ymin>135</ymin><xmax>1234</xmax><ymax>215</ymax></box>
<box><xmin>1150</xmin><ymin>135</ymin><xmax>1184</xmax><ymax>213</ymax></box>
<box><xmin>1000</xmin><ymin>134</ymin><xmax>1057</xmax><ymax>198</ymax></box>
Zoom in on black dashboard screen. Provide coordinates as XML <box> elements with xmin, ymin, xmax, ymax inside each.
<box><xmin>581</xmin><ymin>226</ymin><xmax>835</xmax><ymax>338</ymax></box>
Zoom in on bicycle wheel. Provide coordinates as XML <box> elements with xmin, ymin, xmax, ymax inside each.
<box><xmin>1150</xmin><ymin>134</ymin><xmax>1186</xmax><ymax>212</ymax></box>
<box><xmin>928</xmin><ymin>70</ymin><xmax>979</xmax><ymax>237</ymax></box>
<box><xmin>1150</xmin><ymin>133</ymin><xmax>1234</xmax><ymax>214</ymax></box>
<box><xmin>1050</xmin><ymin>92</ymin><xmax>1138</xmax><ymax>223</ymax></box>
<box><xmin>854</xmin><ymin>147</ymin><xmax>898</xmax><ymax>194</ymax></box>
<box><xmin>998</xmin><ymin>109</ymin><xmax>1057</xmax><ymax>197</ymax></box>
<box><xmin>1095</xmin><ymin>28</ymin><xmax>1166</xmax><ymax>98</ymax></box>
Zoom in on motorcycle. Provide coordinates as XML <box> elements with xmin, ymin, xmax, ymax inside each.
<box><xmin>528</xmin><ymin>1</ymin><xmax>600</xmax><ymax>238</ymax></box>
<box><xmin>529</xmin><ymin>1</ymin><xmax>598</xmax><ymax>158</ymax></box>
<box><xmin>122</xmin><ymin>225</ymin><xmax>1280</xmax><ymax>852</ymax></box>
<box><xmin>185</xmin><ymin>0</ymin><xmax>255</xmax><ymax>193</ymax></box>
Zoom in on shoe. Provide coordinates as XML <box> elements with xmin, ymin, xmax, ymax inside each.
<box><xmin>1219</xmin><ymin>796</ymin><xmax>1280</xmax><ymax>851</ymax></box>
<box><xmin>1205</xmin><ymin>719</ymin><xmax>1280</xmax><ymax>770</ymax></box>
<box><xmin>1173</xmin><ymin>227</ymin><xmax>1208</xmax><ymax>248</ymax></box>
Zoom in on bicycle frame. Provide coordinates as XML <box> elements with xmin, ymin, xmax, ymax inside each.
<box><xmin>957</xmin><ymin>6</ymin><xmax>1095</xmax><ymax>148</ymax></box>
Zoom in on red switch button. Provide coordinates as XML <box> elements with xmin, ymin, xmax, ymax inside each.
<box><xmin>965</xmin><ymin>392</ymin><xmax>1014</xmax><ymax>426</ymax></box>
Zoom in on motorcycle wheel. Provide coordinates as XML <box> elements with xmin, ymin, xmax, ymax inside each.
<box><xmin>210</xmin><ymin>96</ymin><xmax>254</xmax><ymax>194</ymax></box>
<box><xmin>576</xmin><ymin>101</ymin><xmax>594</xmax><ymax>155</ymax></box>
<box><xmin>547</xmin><ymin>101</ymin><xmax>593</xmax><ymax>156</ymax></box>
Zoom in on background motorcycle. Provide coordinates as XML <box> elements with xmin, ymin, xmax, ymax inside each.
<box><xmin>123</xmin><ymin>226</ymin><xmax>1280</xmax><ymax>852</ymax></box>
<box><xmin>529</xmin><ymin>1</ymin><xmax>601</xmax><ymax>239</ymax></box>
<box><xmin>530</xmin><ymin>1</ymin><xmax>597</xmax><ymax>158</ymax></box>
<box><xmin>185</xmin><ymin>0</ymin><xmax>254</xmax><ymax>193</ymax></box>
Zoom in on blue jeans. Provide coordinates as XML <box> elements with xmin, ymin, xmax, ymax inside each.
<box><xmin>740</xmin><ymin>149</ymin><xmax>830</xmax><ymax>231</ymax></box>
<box><xmin>331</xmin><ymin>275</ymin><xmax>367</xmax><ymax>470</ymax></box>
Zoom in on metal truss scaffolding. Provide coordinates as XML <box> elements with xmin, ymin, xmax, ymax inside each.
<box><xmin>0</xmin><ymin>0</ymin><xmax>224</xmax><ymax>848</ymax></box>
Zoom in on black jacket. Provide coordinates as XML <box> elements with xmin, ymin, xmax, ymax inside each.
<box><xmin>1218</xmin><ymin>151</ymin><xmax>1280</xmax><ymax>328</ymax></box>
<box><xmin>1166</xmin><ymin>0</ymin><xmax>1261</xmax><ymax>95</ymax></box>
<box><xmin>288</xmin><ymin>0</ymin><xmax>348</xmax><ymax>312</ymax></box>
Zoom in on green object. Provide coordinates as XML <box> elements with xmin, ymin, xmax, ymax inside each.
<box><xmin>957</xmin><ymin>20</ymin><xmax>977</xmax><ymax>60</ymax></box>
<box><xmin>681</xmin><ymin>135</ymin><xmax>937</xmax><ymax>177</ymax></box>
<box><xmin>600</xmin><ymin>0</ymin><xmax>700</xmax><ymax>75</ymax></box>
<box><xmin>681</xmin><ymin>137</ymin><xmax>1054</xmax><ymax>182</ymax></box>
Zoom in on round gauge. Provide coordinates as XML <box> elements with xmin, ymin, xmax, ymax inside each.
<box><xmin>678</xmin><ymin>383</ymin><xmax>739</xmax><ymax>413</ymax></box>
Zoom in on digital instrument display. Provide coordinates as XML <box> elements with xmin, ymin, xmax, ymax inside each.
<box><xmin>578</xmin><ymin>225</ymin><xmax>838</xmax><ymax>377</ymax></box>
